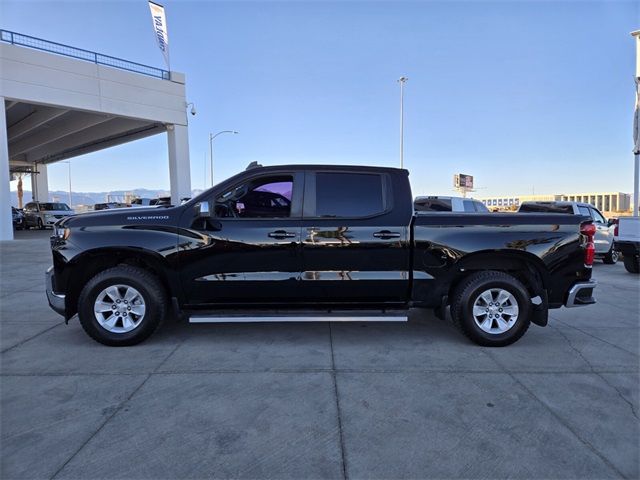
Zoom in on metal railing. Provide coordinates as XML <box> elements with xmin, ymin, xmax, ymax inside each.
<box><xmin>0</xmin><ymin>29</ymin><xmax>170</xmax><ymax>80</ymax></box>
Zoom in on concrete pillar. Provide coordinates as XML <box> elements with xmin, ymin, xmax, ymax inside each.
<box><xmin>31</xmin><ymin>163</ymin><xmax>49</xmax><ymax>202</ymax></box>
<box><xmin>0</xmin><ymin>96</ymin><xmax>13</xmax><ymax>240</ymax></box>
<box><xmin>167</xmin><ymin>125</ymin><xmax>191</xmax><ymax>206</ymax></box>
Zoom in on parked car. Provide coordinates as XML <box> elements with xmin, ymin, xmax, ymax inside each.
<box><xmin>46</xmin><ymin>164</ymin><xmax>597</xmax><ymax>347</ymax></box>
<box><xmin>11</xmin><ymin>207</ymin><xmax>24</xmax><ymax>230</ymax></box>
<box><xmin>518</xmin><ymin>201</ymin><xmax>618</xmax><ymax>264</ymax></box>
<box><xmin>414</xmin><ymin>196</ymin><xmax>489</xmax><ymax>213</ymax></box>
<box><xmin>23</xmin><ymin>202</ymin><xmax>74</xmax><ymax>229</ymax></box>
<box><xmin>614</xmin><ymin>216</ymin><xmax>640</xmax><ymax>274</ymax></box>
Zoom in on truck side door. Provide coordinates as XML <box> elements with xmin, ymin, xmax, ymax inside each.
<box><xmin>299</xmin><ymin>169</ymin><xmax>412</xmax><ymax>303</ymax></box>
<box><xmin>178</xmin><ymin>171</ymin><xmax>303</xmax><ymax>305</ymax></box>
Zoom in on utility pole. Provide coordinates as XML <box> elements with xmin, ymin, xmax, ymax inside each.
<box><xmin>398</xmin><ymin>76</ymin><xmax>408</xmax><ymax>169</ymax></box>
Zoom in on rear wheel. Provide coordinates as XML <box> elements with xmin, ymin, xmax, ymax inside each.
<box><xmin>602</xmin><ymin>247</ymin><xmax>619</xmax><ymax>264</ymax></box>
<box><xmin>623</xmin><ymin>255</ymin><xmax>640</xmax><ymax>274</ymax></box>
<box><xmin>78</xmin><ymin>266</ymin><xmax>167</xmax><ymax>346</ymax></box>
<box><xmin>451</xmin><ymin>271</ymin><xmax>532</xmax><ymax>347</ymax></box>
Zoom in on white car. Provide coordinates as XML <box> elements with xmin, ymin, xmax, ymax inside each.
<box><xmin>518</xmin><ymin>201</ymin><xmax>618</xmax><ymax>264</ymax></box>
<box><xmin>414</xmin><ymin>196</ymin><xmax>489</xmax><ymax>213</ymax></box>
<box><xmin>23</xmin><ymin>202</ymin><xmax>75</xmax><ymax>229</ymax></box>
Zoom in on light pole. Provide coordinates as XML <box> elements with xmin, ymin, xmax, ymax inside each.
<box><xmin>209</xmin><ymin>130</ymin><xmax>238</xmax><ymax>187</ymax></box>
<box><xmin>59</xmin><ymin>161</ymin><xmax>72</xmax><ymax>206</ymax></box>
<box><xmin>397</xmin><ymin>76</ymin><xmax>408</xmax><ymax>169</ymax></box>
<box><xmin>632</xmin><ymin>30</ymin><xmax>639</xmax><ymax>216</ymax></box>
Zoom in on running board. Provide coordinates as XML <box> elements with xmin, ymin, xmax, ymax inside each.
<box><xmin>188</xmin><ymin>310</ymin><xmax>408</xmax><ymax>323</ymax></box>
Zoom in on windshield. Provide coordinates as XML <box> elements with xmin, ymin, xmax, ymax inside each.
<box><xmin>40</xmin><ymin>203</ymin><xmax>71</xmax><ymax>211</ymax></box>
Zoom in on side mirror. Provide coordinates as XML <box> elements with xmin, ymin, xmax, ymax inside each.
<box><xmin>198</xmin><ymin>202</ymin><xmax>211</xmax><ymax>218</ymax></box>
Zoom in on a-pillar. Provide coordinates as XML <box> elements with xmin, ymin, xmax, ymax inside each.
<box><xmin>31</xmin><ymin>163</ymin><xmax>49</xmax><ymax>202</ymax></box>
<box><xmin>0</xmin><ymin>96</ymin><xmax>12</xmax><ymax>240</ymax></box>
<box><xmin>167</xmin><ymin>124</ymin><xmax>191</xmax><ymax>206</ymax></box>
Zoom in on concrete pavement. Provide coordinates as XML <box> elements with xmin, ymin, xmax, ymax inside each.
<box><xmin>1</xmin><ymin>229</ymin><xmax>638</xmax><ymax>479</ymax></box>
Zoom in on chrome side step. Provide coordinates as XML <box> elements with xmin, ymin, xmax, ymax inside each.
<box><xmin>188</xmin><ymin>310</ymin><xmax>408</xmax><ymax>323</ymax></box>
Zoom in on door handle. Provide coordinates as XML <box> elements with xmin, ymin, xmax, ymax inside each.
<box><xmin>373</xmin><ymin>230</ymin><xmax>401</xmax><ymax>239</ymax></box>
<box><xmin>268</xmin><ymin>230</ymin><xmax>297</xmax><ymax>239</ymax></box>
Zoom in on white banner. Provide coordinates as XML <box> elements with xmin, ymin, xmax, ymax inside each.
<box><xmin>149</xmin><ymin>1</ymin><xmax>170</xmax><ymax>70</ymax></box>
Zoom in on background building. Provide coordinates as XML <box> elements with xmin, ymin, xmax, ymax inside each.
<box><xmin>480</xmin><ymin>192</ymin><xmax>631</xmax><ymax>215</ymax></box>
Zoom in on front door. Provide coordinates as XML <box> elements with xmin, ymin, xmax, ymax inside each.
<box><xmin>178</xmin><ymin>171</ymin><xmax>304</xmax><ymax>306</ymax></box>
<box><xmin>298</xmin><ymin>170</ymin><xmax>412</xmax><ymax>303</ymax></box>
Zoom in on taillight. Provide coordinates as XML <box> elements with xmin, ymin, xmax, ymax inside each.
<box><xmin>613</xmin><ymin>219</ymin><xmax>619</xmax><ymax>237</ymax></box>
<box><xmin>581</xmin><ymin>223</ymin><xmax>596</xmax><ymax>268</ymax></box>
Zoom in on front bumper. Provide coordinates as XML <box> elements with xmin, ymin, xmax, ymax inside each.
<box><xmin>565</xmin><ymin>280</ymin><xmax>597</xmax><ymax>308</ymax></box>
<box><xmin>45</xmin><ymin>266</ymin><xmax>65</xmax><ymax>316</ymax></box>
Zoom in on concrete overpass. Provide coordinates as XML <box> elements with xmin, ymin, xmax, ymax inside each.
<box><xmin>0</xmin><ymin>30</ymin><xmax>192</xmax><ymax>240</ymax></box>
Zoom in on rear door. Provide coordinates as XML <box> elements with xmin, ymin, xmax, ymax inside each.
<box><xmin>589</xmin><ymin>207</ymin><xmax>613</xmax><ymax>254</ymax></box>
<box><xmin>299</xmin><ymin>169</ymin><xmax>412</xmax><ymax>303</ymax></box>
<box><xmin>179</xmin><ymin>171</ymin><xmax>304</xmax><ymax>305</ymax></box>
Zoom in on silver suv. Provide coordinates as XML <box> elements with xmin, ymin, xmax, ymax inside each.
<box><xmin>23</xmin><ymin>202</ymin><xmax>75</xmax><ymax>229</ymax></box>
<box><xmin>518</xmin><ymin>201</ymin><xmax>618</xmax><ymax>264</ymax></box>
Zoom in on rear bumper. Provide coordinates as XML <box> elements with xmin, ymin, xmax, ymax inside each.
<box><xmin>565</xmin><ymin>280</ymin><xmax>597</xmax><ymax>308</ymax></box>
<box><xmin>45</xmin><ymin>266</ymin><xmax>65</xmax><ymax>316</ymax></box>
<box><xmin>614</xmin><ymin>241</ymin><xmax>639</xmax><ymax>258</ymax></box>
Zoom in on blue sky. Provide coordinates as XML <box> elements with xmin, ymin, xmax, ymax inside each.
<box><xmin>3</xmin><ymin>0</ymin><xmax>638</xmax><ymax>198</ymax></box>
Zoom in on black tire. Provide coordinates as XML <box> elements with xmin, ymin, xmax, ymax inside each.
<box><xmin>623</xmin><ymin>256</ymin><xmax>640</xmax><ymax>274</ymax></box>
<box><xmin>451</xmin><ymin>271</ymin><xmax>532</xmax><ymax>347</ymax></box>
<box><xmin>77</xmin><ymin>265</ymin><xmax>167</xmax><ymax>346</ymax></box>
<box><xmin>602</xmin><ymin>247</ymin><xmax>619</xmax><ymax>265</ymax></box>
<box><xmin>37</xmin><ymin>218</ymin><xmax>44</xmax><ymax>230</ymax></box>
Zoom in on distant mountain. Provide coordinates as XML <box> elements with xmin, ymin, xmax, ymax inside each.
<box><xmin>9</xmin><ymin>188</ymin><xmax>205</xmax><ymax>208</ymax></box>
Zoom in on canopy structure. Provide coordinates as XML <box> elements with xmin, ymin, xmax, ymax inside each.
<box><xmin>0</xmin><ymin>30</ymin><xmax>192</xmax><ymax>240</ymax></box>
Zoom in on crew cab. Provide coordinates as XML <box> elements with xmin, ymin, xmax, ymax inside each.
<box><xmin>46</xmin><ymin>165</ymin><xmax>597</xmax><ymax>347</ymax></box>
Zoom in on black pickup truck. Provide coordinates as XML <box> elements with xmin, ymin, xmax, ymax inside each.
<box><xmin>46</xmin><ymin>164</ymin><xmax>597</xmax><ymax>347</ymax></box>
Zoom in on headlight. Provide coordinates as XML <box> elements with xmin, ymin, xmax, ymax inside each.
<box><xmin>53</xmin><ymin>226</ymin><xmax>70</xmax><ymax>240</ymax></box>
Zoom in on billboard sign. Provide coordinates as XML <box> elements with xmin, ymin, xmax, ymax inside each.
<box><xmin>454</xmin><ymin>174</ymin><xmax>474</xmax><ymax>189</ymax></box>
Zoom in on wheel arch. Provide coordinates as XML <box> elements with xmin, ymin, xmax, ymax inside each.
<box><xmin>64</xmin><ymin>247</ymin><xmax>176</xmax><ymax>319</ymax></box>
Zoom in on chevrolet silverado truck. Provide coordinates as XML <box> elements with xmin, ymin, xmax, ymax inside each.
<box><xmin>46</xmin><ymin>164</ymin><xmax>597</xmax><ymax>347</ymax></box>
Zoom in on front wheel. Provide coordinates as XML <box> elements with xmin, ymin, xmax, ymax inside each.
<box><xmin>602</xmin><ymin>247</ymin><xmax>619</xmax><ymax>264</ymax></box>
<box><xmin>623</xmin><ymin>255</ymin><xmax>640</xmax><ymax>274</ymax></box>
<box><xmin>451</xmin><ymin>271</ymin><xmax>532</xmax><ymax>347</ymax></box>
<box><xmin>77</xmin><ymin>266</ymin><xmax>167</xmax><ymax>346</ymax></box>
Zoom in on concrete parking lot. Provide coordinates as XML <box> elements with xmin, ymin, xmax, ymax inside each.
<box><xmin>1</xmin><ymin>229</ymin><xmax>638</xmax><ymax>479</ymax></box>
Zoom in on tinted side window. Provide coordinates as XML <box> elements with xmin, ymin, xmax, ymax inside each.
<box><xmin>590</xmin><ymin>208</ymin><xmax>606</xmax><ymax>224</ymax></box>
<box><xmin>215</xmin><ymin>175</ymin><xmax>293</xmax><ymax>219</ymax></box>
<box><xmin>578</xmin><ymin>206</ymin><xmax>591</xmax><ymax>218</ymax></box>
<box><xmin>462</xmin><ymin>200</ymin><xmax>476</xmax><ymax>212</ymax></box>
<box><xmin>315</xmin><ymin>173</ymin><xmax>385</xmax><ymax>217</ymax></box>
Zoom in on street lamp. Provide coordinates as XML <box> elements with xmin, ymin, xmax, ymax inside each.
<box><xmin>61</xmin><ymin>160</ymin><xmax>72</xmax><ymax>207</ymax></box>
<box><xmin>397</xmin><ymin>76</ymin><xmax>408</xmax><ymax>169</ymax></box>
<box><xmin>209</xmin><ymin>130</ymin><xmax>238</xmax><ymax>187</ymax></box>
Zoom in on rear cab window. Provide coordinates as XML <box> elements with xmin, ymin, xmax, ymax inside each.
<box><xmin>305</xmin><ymin>171</ymin><xmax>389</xmax><ymax>218</ymax></box>
<box><xmin>414</xmin><ymin>198</ymin><xmax>452</xmax><ymax>212</ymax></box>
<box><xmin>519</xmin><ymin>203</ymin><xmax>574</xmax><ymax>214</ymax></box>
